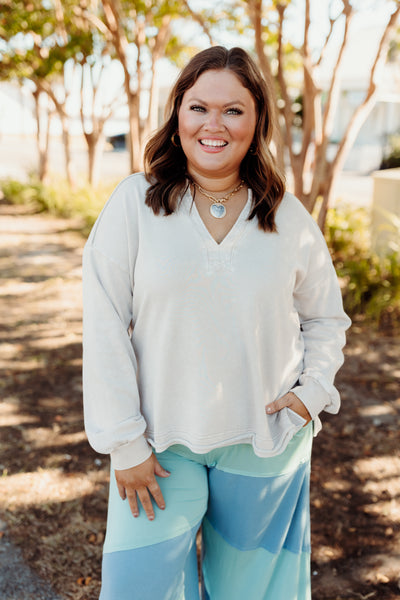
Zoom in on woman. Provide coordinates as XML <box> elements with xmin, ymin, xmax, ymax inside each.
<box><xmin>83</xmin><ymin>46</ymin><xmax>351</xmax><ymax>600</ymax></box>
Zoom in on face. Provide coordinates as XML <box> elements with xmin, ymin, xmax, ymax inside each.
<box><xmin>177</xmin><ymin>69</ymin><xmax>257</xmax><ymax>182</ymax></box>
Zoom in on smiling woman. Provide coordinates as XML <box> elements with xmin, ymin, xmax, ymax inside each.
<box><xmin>82</xmin><ymin>45</ymin><xmax>351</xmax><ymax>600</ymax></box>
<box><xmin>178</xmin><ymin>69</ymin><xmax>256</xmax><ymax>181</ymax></box>
<box><xmin>177</xmin><ymin>69</ymin><xmax>256</xmax><ymax>240</ymax></box>
<box><xmin>143</xmin><ymin>45</ymin><xmax>286</xmax><ymax>233</ymax></box>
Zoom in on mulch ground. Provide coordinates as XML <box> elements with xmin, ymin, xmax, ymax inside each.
<box><xmin>0</xmin><ymin>200</ymin><xmax>399</xmax><ymax>600</ymax></box>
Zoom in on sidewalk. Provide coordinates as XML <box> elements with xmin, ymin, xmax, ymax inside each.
<box><xmin>0</xmin><ymin>527</ymin><xmax>63</xmax><ymax>600</ymax></box>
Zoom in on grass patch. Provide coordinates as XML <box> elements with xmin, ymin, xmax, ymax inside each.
<box><xmin>0</xmin><ymin>175</ymin><xmax>116</xmax><ymax>235</ymax></box>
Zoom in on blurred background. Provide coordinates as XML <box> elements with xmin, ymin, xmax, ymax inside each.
<box><xmin>0</xmin><ymin>2</ymin><xmax>399</xmax><ymax>600</ymax></box>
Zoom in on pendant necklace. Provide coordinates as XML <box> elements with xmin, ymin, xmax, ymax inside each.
<box><xmin>193</xmin><ymin>180</ymin><xmax>245</xmax><ymax>219</ymax></box>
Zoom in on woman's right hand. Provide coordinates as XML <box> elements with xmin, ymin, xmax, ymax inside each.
<box><xmin>115</xmin><ymin>454</ymin><xmax>170</xmax><ymax>521</ymax></box>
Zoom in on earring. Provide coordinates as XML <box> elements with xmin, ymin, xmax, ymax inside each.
<box><xmin>171</xmin><ymin>132</ymin><xmax>180</xmax><ymax>147</ymax></box>
<box><xmin>248</xmin><ymin>143</ymin><xmax>257</xmax><ymax>155</ymax></box>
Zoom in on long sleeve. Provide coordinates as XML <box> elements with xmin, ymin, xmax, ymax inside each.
<box><xmin>288</xmin><ymin>204</ymin><xmax>351</xmax><ymax>431</ymax></box>
<box><xmin>82</xmin><ymin>177</ymin><xmax>152</xmax><ymax>469</ymax></box>
<box><xmin>83</xmin><ymin>180</ymin><xmax>351</xmax><ymax>463</ymax></box>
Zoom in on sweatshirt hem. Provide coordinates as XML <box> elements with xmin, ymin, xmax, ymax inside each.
<box><xmin>146</xmin><ymin>426</ymin><xmax>304</xmax><ymax>459</ymax></box>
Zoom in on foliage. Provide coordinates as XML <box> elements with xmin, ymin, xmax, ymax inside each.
<box><xmin>326</xmin><ymin>204</ymin><xmax>400</xmax><ymax>327</ymax></box>
<box><xmin>0</xmin><ymin>176</ymin><xmax>115</xmax><ymax>235</ymax></box>
<box><xmin>380</xmin><ymin>133</ymin><xmax>400</xmax><ymax>170</ymax></box>
<box><xmin>0</xmin><ymin>1</ymin><xmax>84</xmax><ymax>82</ymax></box>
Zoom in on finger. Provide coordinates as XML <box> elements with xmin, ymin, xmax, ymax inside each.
<box><xmin>137</xmin><ymin>488</ymin><xmax>155</xmax><ymax>521</ymax></box>
<box><xmin>154</xmin><ymin>461</ymin><xmax>170</xmax><ymax>478</ymax></box>
<box><xmin>265</xmin><ymin>396</ymin><xmax>286</xmax><ymax>414</ymax></box>
<box><xmin>266</xmin><ymin>391</ymin><xmax>297</xmax><ymax>414</ymax></box>
<box><xmin>288</xmin><ymin>395</ymin><xmax>312</xmax><ymax>422</ymax></box>
<box><xmin>148</xmin><ymin>481</ymin><xmax>166</xmax><ymax>511</ymax></box>
<box><xmin>127</xmin><ymin>489</ymin><xmax>139</xmax><ymax>518</ymax></box>
<box><xmin>117</xmin><ymin>480</ymin><xmax>127</xmax><ymax>500</ymax></box>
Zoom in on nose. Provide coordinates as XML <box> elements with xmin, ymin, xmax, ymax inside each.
<box><xmin>204</xmin><ymin>110</ymin><xmax>224</xmax><ymax>131</ymax></box>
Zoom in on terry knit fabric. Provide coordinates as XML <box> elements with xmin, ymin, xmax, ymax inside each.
<box><xmin>82</xmin><ymin>173</ymin><xmax>351</xmax><ymax>469</ymax></box>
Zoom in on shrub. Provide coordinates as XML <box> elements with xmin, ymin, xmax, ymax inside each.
<box><xmin>380</xmin><ymin>133</ymin><xmax>400</xmax><ymax>170</ymax></box>
<box><xmin>326</xmin><ymin>204</ymin><xmax>400</xmax><ymax>328</ymax></box>
<box><xmin>0</xmin><ymin>176</ymin><xmax>116</xmax><ymax>234</ymax></box>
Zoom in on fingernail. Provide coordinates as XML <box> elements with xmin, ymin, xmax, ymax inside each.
<box><xmin>149</xmin><ymin>515</ymin><xmax>154</xmax><ymax>521</ymax></box>
<box><xmin>266</xmin><ymin>407</ymin><xmax>272</xmax><ymax>413</ymax></box>
<box><xmin>133</xmin><ymin>512</ymin><xmax>139</xmax><ymax>518</ymax></box>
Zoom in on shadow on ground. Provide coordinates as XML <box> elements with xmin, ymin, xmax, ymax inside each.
<box><xmin>0</xmin><ymin>201</ymin><xmax>399</xmax><ymax>600</ymax></box>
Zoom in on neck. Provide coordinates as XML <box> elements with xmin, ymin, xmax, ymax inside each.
<box><xmin>188</xmin><ymin>169</ymin><xmax>242</xmax><ymax>193</ymax></box>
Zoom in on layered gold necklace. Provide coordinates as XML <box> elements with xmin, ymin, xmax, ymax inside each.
<box><xmin>192</xmin><ymin>180</ymin><xmax>245</xmax><ymax>219</ymax></box>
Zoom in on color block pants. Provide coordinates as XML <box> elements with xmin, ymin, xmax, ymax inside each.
<box><xmin>100</xmin><ymin>424</ymin><xmax>313</xmax><ymax>600</ymax></box>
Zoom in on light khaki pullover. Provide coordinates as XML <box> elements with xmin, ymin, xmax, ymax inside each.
<box><xmin>82</xmin><ymin>173</ymin><xmax>351</xmax><ymax>469</ymax></box>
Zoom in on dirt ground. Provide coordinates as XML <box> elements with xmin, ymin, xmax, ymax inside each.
<box><xmin>0</xmin><ymin>199</ymin><xmax>399</xmax><ymax>600</ymax></box>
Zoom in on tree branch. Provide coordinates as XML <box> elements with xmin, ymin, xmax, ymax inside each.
<box><xmin>81</xmin><ymin>9</ymin><xmax>112</xmax><ymax>40</ymax></box>
<box><xmin>53</xmin><ymin>0</ymin><xmax>68</xmax><ymax>44</ymax></box>
<box><xmin>248</xmin><ymin>0</ymin><xmax>274</xmax><ymax>81</ymax></box>
<box><xmin>101</xmin><ymin>0</ymin><xmax>129</xmax><ymax>70</ymax></box>
<box><xmin>321</xmin><ymin>0</ymin><xmax>353</xmax><ymax>140</ymax></box>
<box><xmin>79</xmin><ymin>60</ymin><xmax>87</xmax><ymax>135</ymax></box>
<box><xmin>181</xmin><ymin>0</ymin><xmax>215</xmax><ymax>46</ymax></box>
<box><xmin>332</xmin><ymin>4</ymin><xmax>400</xmax><ymax>175</ymax></box>
<box><xmin>316</xmin><ymin>0</ymin><xmax>339</xmax><ymax>67</ymax></box>
<box><xmin>101</xmin><ymin>0</ymin><xmax>133</xmax><ymax>100</ymax></box>
<box><xmin>299</xmin><ymin>0</ymin><xmax>317</xmax><ymax>171</ymax></box>
<box><xmin>276</xmin><ymin>3</ymin><xmax>295</xmax><ymax>164</ymax></box>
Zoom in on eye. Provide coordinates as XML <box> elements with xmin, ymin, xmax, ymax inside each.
<box><xmin>190</xmin><ymin>105</ymin><xmax>206</xmax><ymax>112</ymax></box>
<box><xmin>226</xmin><ymin>107</ymin><xmax>243</xmax><ymax>115</ymax></box>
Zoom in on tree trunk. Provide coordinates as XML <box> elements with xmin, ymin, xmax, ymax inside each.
<box><xmin>318</xmin><ymin>171</ymin><xmax>335</xmax><ymax>231</ymax></box>
<box><xmin>85</xmin><ymin>131</ymin><xmax>105</xmax><ymax>186</ymax></box>
<box><xmin>39</xmin><ymin>111</ymin><xmax>52</xmax><ymax>183</ymax></box>
<box><xmin>32</xmin><ymin>89</ymin><xmax>51</xmax><ymax>182</ymax></box>
<box><xmin>142</xmin><ymin>15</ymin><xmax>171</xmax><ymax>143</ymax></box>
<box><xmin>127</xmin><ymin>93</ymin><xmax>142</xmax><ymax>173</ymax></box>
<box><xmin>249</xmin><ymin>0</ymin><xmax>285</xmax><ymax>169</ymax></box>
<box><xmin>59</xmin><ymin>110</ymin><xmax>74</xmax><ymax>187</ymax></box>
<box><xmin>101</xmin><ymin>0</ymin><xmax>142</xmax><ymax>172</ymax></box>
<box><xmin>143</xmin><ymin>66</ymin><xmax>159</xmax><ymax>142</ymax></box>
<box><xmin>37</xmin><ymin>81</ymin><xmax>74</xmax><ymax>187</ymax></box>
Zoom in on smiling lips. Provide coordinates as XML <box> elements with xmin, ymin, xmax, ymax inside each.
<box><xmin>199</xmin><ymin>138</ymin><xmax>228</xmax><ymax>149</ymax></box>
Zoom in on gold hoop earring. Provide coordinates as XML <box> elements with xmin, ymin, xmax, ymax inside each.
<box><xmin>248</xmin><ymin>143</ymin><xmax>257</xmax><ymax>155</ymax></box>
<box><xmin>171</xmin><ymin>132</ymin><xmax>180</xmax><ymax>147</ymax></box>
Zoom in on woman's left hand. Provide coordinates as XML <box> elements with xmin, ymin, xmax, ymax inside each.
<box><xmin>265</xmin><ymin>391</ymin><xmax>312</xmax><ymax>426</ymax></box>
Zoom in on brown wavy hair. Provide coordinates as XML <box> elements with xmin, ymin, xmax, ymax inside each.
<box><xmin>144</xmin><ymin>46</ymin><xmax>285</xmax><ymax>232</ymax></box>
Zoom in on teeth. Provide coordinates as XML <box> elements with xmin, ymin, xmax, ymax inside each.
<box><xmin>200</xmin><ymin>139</ymin><xmax>227</xmax><ymax>147</ymax></box>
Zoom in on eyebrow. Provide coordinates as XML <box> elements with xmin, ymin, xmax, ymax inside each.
<box><xmin>187</xmin><ymin>97</ymin><xmax>246</xmax><ymax>107</ymax></box>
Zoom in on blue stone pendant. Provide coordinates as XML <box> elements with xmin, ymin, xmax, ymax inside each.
<box><xmin>210</xmin><ymin>203</ymin><xmax>226</xmax><ymax>219</ymax></box>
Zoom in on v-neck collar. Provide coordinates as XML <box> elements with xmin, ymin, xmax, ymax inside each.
<box><xmin>183</xmin><ymin>187</ymin><xmax>252</xmax><ymax>248</ymax></box>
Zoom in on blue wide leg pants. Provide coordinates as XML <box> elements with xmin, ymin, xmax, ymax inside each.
<box><xmin>100</xmin><ymin>424</ymin><xmax>313</xmax><ymax>600</ymax></box>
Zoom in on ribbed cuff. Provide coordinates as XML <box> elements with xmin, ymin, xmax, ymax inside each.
<box><xmin>290</xmin><ymin>378</ymin><xmax>333</xmax><ymax>421</ymax></box>
<box><xmin>110</xmin><ymin>435</ymin><xmax>152</xmax><ymax>470</ymax></box>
